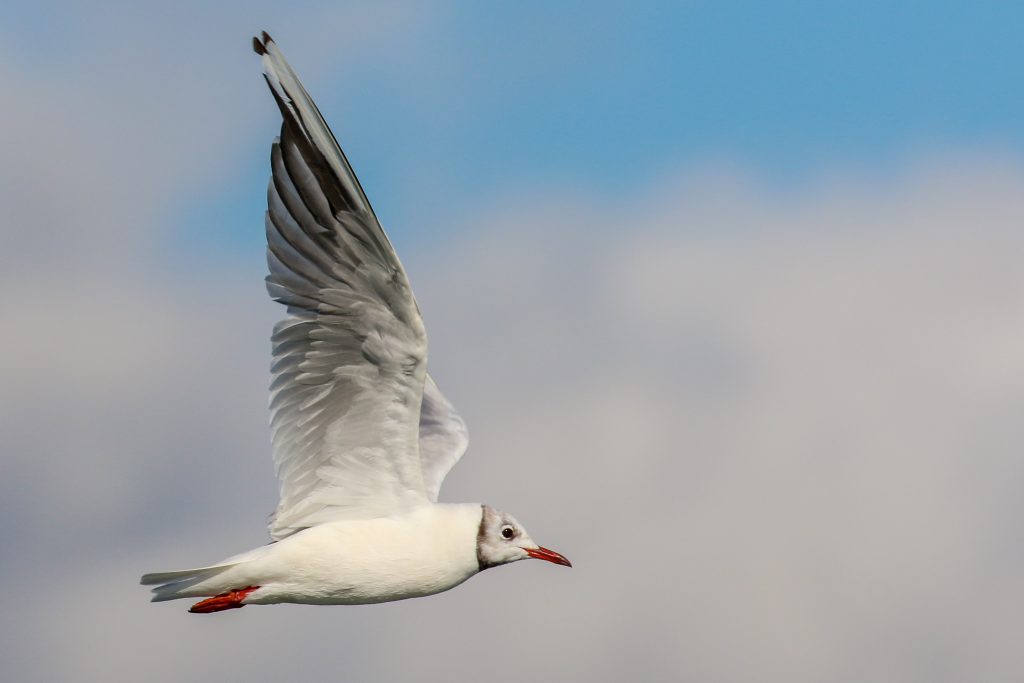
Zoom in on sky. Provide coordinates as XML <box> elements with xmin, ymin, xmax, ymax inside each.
<box><xmin>2</xmin><ymin>2</ymin><xmax>1024</xmax><ymax>681</ymax></box>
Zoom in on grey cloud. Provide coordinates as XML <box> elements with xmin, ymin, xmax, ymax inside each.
<box><xmin>6</xmin><ymin>158</ymin><xmax>1023</xmax><ymax>681</ymax></box>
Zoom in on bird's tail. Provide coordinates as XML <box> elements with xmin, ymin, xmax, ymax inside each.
<box><xmin>140</xmin><ymin>563</ymin><xmax>240</xmax><ymax>602</ymax></box>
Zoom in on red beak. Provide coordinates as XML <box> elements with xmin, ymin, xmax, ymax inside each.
<box><xmin>525</xmin><ymin>546</ymin><xmax>572</xmax><ymax>567</ymax></box>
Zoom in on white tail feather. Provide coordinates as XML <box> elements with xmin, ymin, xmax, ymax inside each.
<box><xmin>141</xmin><ymin>563</ymin><xmax>238</xmax><ymax>602</ymax></box>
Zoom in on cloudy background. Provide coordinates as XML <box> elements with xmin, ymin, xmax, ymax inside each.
<box><xmin>3</xmin><ymin>2</ymin><xmax>1023</xmax><ymax>681</ymax></box>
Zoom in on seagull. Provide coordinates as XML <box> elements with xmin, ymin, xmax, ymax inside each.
<box><xmin>140</xmin><ymin>32</ymin><xmax>570</xmax><ymax>614</ymax></box>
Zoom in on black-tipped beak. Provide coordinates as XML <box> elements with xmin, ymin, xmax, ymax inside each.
<box><xmin>525</xmin><ymin>546</ymin><xmax>572</xmax><ymax>567</ymax></box>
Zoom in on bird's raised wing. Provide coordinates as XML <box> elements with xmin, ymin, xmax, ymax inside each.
<box><xmin>255</xmin><ymin>33</ymin><xmax>430</xmax><ymax>539</ymax></box>
<box><xmin>418</xmin><ymin>376</ymin><xmax>469</xmax><ymax>502</ymax></box>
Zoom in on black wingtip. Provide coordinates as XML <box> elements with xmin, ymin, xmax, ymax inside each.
<box><xmin>253</xmin><ymin>31</ymin><xmax>274</xmax><ymax>55</ymax></box>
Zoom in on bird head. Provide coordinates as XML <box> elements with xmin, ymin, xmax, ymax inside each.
<box><xmin>476</xmin><ymin>505</ymin><xmax>571</xmax><ymax>570</ymax></box>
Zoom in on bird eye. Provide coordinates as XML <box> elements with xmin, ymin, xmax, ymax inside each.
<box><xmin>501</xmin><ymin>525</ymin><xmax>515</xmax><ymax>540</ymax></box>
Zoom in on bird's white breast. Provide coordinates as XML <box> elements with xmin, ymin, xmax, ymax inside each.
<box><xmin>240</xmin><ymin>503</ymin><xmax>484</xmax><ymax>605</ymax></box>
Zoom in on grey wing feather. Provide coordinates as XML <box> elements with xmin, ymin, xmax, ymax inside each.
<box><xmin>418</xmin><ymin>376</ymin><xmax>470</xmax><ymax>502</ymax></box>
<box><xmin>256</xmin><ymin>33</ymin><xmax>430</xmax><ymax>539</ymax></box>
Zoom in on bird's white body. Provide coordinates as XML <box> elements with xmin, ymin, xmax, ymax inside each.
<box><xmin>140</xmin><ymin>33</ymin><xmax>569</xmax><ymax>613</ymax></box>
<box><xmin>159</xmin><ymin>504</ymin><xmax>484</xmax><ymax>606</ymax></box>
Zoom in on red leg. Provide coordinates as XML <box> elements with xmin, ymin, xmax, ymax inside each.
<box><xmin>188</xmin><ymin>586</ymin><xmax>260</xmax><ymax>614</ymax></box>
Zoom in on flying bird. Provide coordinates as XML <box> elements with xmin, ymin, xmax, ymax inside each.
<box><xmin>140</xmin><ymin>32</ymin><xmax>570</xmax><ymax>613</ymax></box>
